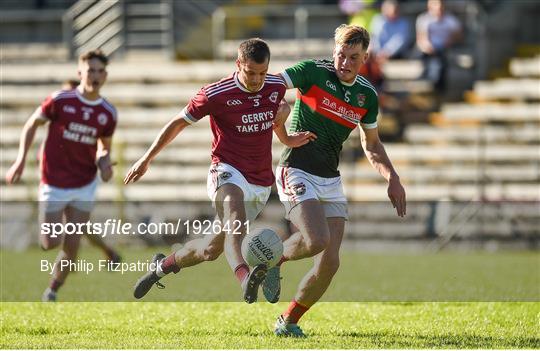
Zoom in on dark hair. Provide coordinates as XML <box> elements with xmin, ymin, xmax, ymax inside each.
<box><xmin>237</xmin><ymin>38</ymin><xmax>270</xmax><ymax>64</ymax></box>
<box><xmin>79</xmin><ymin>49</ymin><xmax>109</xmax><ymax>66</ymax></box>
<box><xmin>62</xmin><ymin>79</ymin><xmax>79</xmax><ymax>89</ymax></box>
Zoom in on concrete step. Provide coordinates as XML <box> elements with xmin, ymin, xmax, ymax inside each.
<box><xmin>1</xmin><ymin>59</ymin><xmax>429</xmax><ymax>85</ymax></box>
<box><xmin>3</xmin><ymin>162</ymin><xmax>538</xmax><ymax>186</ymax></box>
<box><xmin>2</xmin><ymin>182</ymin><xmax>538</xmax><ymax>202</ymax></box>
<box><xmin>0</xmin><ymin>43</ymin><xmax>68</xmax><ymax>63</ymax></box>
<box><xmin>0</xmin><ymin>84</ymin><xmax>298</xmax><ymax>108</ymax></box>
<box><xmin>404</xmin><ymin>124</ymin><xmax>540</xmax><ymax>144</ymax></box>
<box><xmin>1</xmin><ymin>108</ymin><xmax>195</xmax><ymax>126</ymax></box>
<box><xmin>439</xmin><ymin>103</ymin><xmax>540</xmax><ymax>122</ymax></box>
<box><xmin>473</xmin><ymin>79</ymin><xmax>540</xmax><ymax>101</ymax></box>
<box><xmin>509</xmin><ymin>55</ymin><xmax>540</xmax><ymax>77</ymax></box>
<box><xmin>2</xmin><ymin>143</ymin><xmax>538</xmax><ymax>168</ymax></box>
<box><xmin>0</xmin><ymin>61</ymin><xmax>288</xmax><ymax>85</ymax></box>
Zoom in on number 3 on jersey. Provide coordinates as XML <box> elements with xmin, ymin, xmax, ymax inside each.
<box><xmin>253</xmin><ymin>98</ymin><xmax>260</xmax><ymax>107</ymax></box>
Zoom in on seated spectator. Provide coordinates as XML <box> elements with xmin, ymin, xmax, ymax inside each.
<box><xmin>339</xmin><ymin>0</ymin><xmax>380</xmax><ymax>29</ymax></box>
<box><xmin>415</xmin><ymin>0</ymin><xmax>462</xmax><ymax>92</ymax></box>
<box><xmin>370</xmin><ymin>0</ymin><xmax>412</xmax><ymax>63</ymax></box>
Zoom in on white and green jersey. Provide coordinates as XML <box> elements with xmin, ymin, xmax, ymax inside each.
<box><xmin>279</xmin><ymin>59</ymin><xmax>379</xmax><ymax>178</ymax></box>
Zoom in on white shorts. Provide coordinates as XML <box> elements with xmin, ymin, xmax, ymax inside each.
<box><xmin>207</xmin><ymin>162</ymin><xmax>271</xmax><ymax>222</ymax></box>
<box><xmin>276</xmin><ymin>166</ymin><xmax>348</xmax><ymax>220</ymax></box>
<box><xmin>39</xmin><ymin>177</ymin><xmax>98</xmax><ymax>213</ymax></box>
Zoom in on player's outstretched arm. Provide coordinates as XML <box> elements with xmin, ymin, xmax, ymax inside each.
<box><xmin>5</xmin><ymin>108</ymin><xmax>48</xmax><ymax>184</ymax></box>
<box><xmin>360</xmin><ymin>127</ymin><xmax>407</xmax><ymax>217</ymax></box>
<box><xmin>124</xmin><ymin>116</ymin><xmax>189</xmax><ymax>184</ymax></box>
<box><xmin>273</xmin><ymin>100</ymin><xmax>317</xmax><ymax>148</ymax></box>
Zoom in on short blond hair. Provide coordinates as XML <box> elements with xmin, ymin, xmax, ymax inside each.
<box><xmin>334</xmin><ymin>24</ymin><xmax>370</xmax><ymax>50</ymax></box>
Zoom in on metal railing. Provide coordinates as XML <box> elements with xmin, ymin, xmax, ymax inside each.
<box><xmin>212</xmin><ymin>4</ymin><xmax>346</xmax><ymax>59</ymax></box>
<box><xmin>63</xmin><ymin>0</ymin><xmax>125</xmax><ymax>59</ymax></box>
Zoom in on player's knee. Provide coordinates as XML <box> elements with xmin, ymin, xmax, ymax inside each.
<box><xmin>40</xmin><ymin>237</ymin><xmax>61</xmax><ymax>251</ymax></box>
<box><xmin>325</xmin><ymin>257</ymin><xmax>340</xmax><ymax>276</ymax></box>
<box><xmin>306</xmin><ymin>233</ymin><xmax>330</xmax><ymax>256</ymax></box>
<box><xmin>317</xmin><ymin>256</ymin><xmax>340</xmax><ymax>278</ymax></box>
<box><xmin>62</xmin><ymin>249</ymin><xmax>78</xmax><ymax>261</ymax></box>
<box><xmin>62</xmin><ymin>238</ymin><xmax>81</xmax><ymax>256</ymax></box>
<box><xmin>202</xmin><ymin>245</ymin><xmax>222</xmax><ymax>261</ymax></box>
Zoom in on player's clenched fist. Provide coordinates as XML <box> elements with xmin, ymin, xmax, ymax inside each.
<box><xmin>96</xmin><ymin>154</ymin><xmax>114</xmax><ymax>182</ymax></box>
<box><xmin>124</xmin><ymin>158</ymin><xmax>149</xmax><ymax>184</ymax></box>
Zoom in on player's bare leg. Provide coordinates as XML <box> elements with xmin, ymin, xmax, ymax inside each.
<box><xmin>293</xmin><ymin>217</ymin><xmax>344</xmax><ymax>304</ymax></box>
<box><xmin>40</xmin><ymin>209</ymin><xmax>64</xmax><ymax>301</ymax></box>
<box><xmin>282</xmin><ymin>200</ymin><xmax>330</xmax><ymax>261</ymax></box>
<box><xmin>275</xmin><ymin>217</ymin><xmax>344</xmax><ymax>337</ymax></box>
<box><xmin>42</xmin><ymin>206</ymin><xmax>88</xmax><ymax>301</ymax></box>
<box><xmin>133</xmin><ymin>229</ymin><xmax>224</xmax><ymax>299</ymax></box>
<box><xmin>174</xmin><ymin>230</ymin><xmax>224</xmax><ymax>267</ymax></box>
<box><xmin>84</xmin><ymin>232</ymin><xmax>122</xmax><ymax>263</ymax></box>
<box><xmin>263</xmin><ymin>200</ymin><xmax>330</xmax><ymax>304</ymax></box>
<box><xmin>214</xmin><ymin>183</ymin><xmax>267</xmax><ymax>303</ymax></box>
<box><xmin>39</xmin><ymin>210</ymin><xmax>64</xmax><ymax>250</ymax></box>
<box><xmin>214</xmin><ymin>184</ymin><xmax>247</xmax><ymax>270</ymax></box>
<box><xmin>133</xmin><ymin>183</ymin><xmax>259</xmax><ymax>301</ymax></box>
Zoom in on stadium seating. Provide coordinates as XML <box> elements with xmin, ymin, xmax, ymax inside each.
<box><xmin>1</xmin><ymin>49</ymin><xmax>538</xmax><ymax>247</ymax></box>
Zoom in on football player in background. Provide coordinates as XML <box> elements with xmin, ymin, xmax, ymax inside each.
<box><xmin>6</xmin><ymin>50</ymin><xmax>119</xmax><ymax>301</ymax></box>
<box><xmin>60</xmin><ymin>78</ymin><xmax>122</xmax><ymax>265</ymax></box>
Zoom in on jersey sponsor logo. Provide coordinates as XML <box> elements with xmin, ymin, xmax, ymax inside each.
<box><xmin>269</xmin><ymin>91</ymin><xmax>279</xmax><ymax>103</ymax></box>
<box><xmin>357</xmin><ymin>93</ymin><xmax>366</xmax><ymax>107</ymax></box>
<box><xmin>63</xmin><ymin>122</ymin><xmax>97</xmax><ymax>145</ymax></box>
<box><xmin>98</xmin><ymin>113</ymin><xmax>108</xmax><ymax>125</ymax></box>
<box><xmin>237</xmin><ymin>110</ymin><xmax>275</xmax><ymax>133</ymax></box>
<box><xmin>300</xmin><ymin>86</ymin><xmax>367</xmax><ymax>129</ymax></box>
<box><xmin>226</xmin><ymin>99</ymin><xmax>243</xmax><ymax>106</ymax></box>
<box><xmin>326</xmin><ymin>80</ymin><xmax>337</xmax><ymax>92</ymax></box>
<box><xmin>63</xmin><ymin>105</ymin><xmax>76</xmax><ymax>114</ymax></box>
<box><xmin>241</xmin><ymin>110</ymin><xmax>274</xmax><ymax>123</ymax></box>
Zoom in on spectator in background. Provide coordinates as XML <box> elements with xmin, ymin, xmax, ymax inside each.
<box><xmin>370</xmin><ymin>0</ymin><xmax>411</xmax><ymax>63</ymax></box>
<box><xmin>415</xmin><ymin>0</ymin><xmax>462</xmax><ymax>92</ymax></box>
<box><xmin>339</xmin><ymin>0</ymin><xmax>380</xmax><ymax>30</ymax></box>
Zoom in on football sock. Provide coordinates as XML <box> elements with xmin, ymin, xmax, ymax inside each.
<box><xmin>49</xmin><ymin>279</ymin><xmax>64</xmax><ymax>292</ymax></box>
<box><xmin>157</xmin><ymin>253</ymin><xmax>180</xmax><ymax>277</ymax></box>
<box><xmin>234</xmin><ymin>263</ymin><xmax>250</xmax><ymax>283</ymax></box>
<box><xmin>277</xmin><ymin>256</ymin><xmax>288</xmax><ymax>266</ymax></box>
<box><xmin>283</xmin><ymin>300</ymin><xmax>309</xmax><ymax>324</ymax></box>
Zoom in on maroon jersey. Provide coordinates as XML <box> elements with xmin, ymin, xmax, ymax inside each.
<box><xmin>182</xmin><ymin>72</ymin><xmax>286</xmax><ymax>186</ymax></box>
<box><xmin>40</xmin><ymin>89</ymin><xmax>117</xmax><ymax>188</ymax></box>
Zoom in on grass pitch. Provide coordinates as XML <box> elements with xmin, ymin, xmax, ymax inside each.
<box><xmin>1</xmin><ymin>302</ymin><xmax>538</xmax><ymax>349</ymax></box>
<box><xmin>1</xmin><ymin>248</ymin><xmax>539</xmax><ymax>348</ymax></box>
